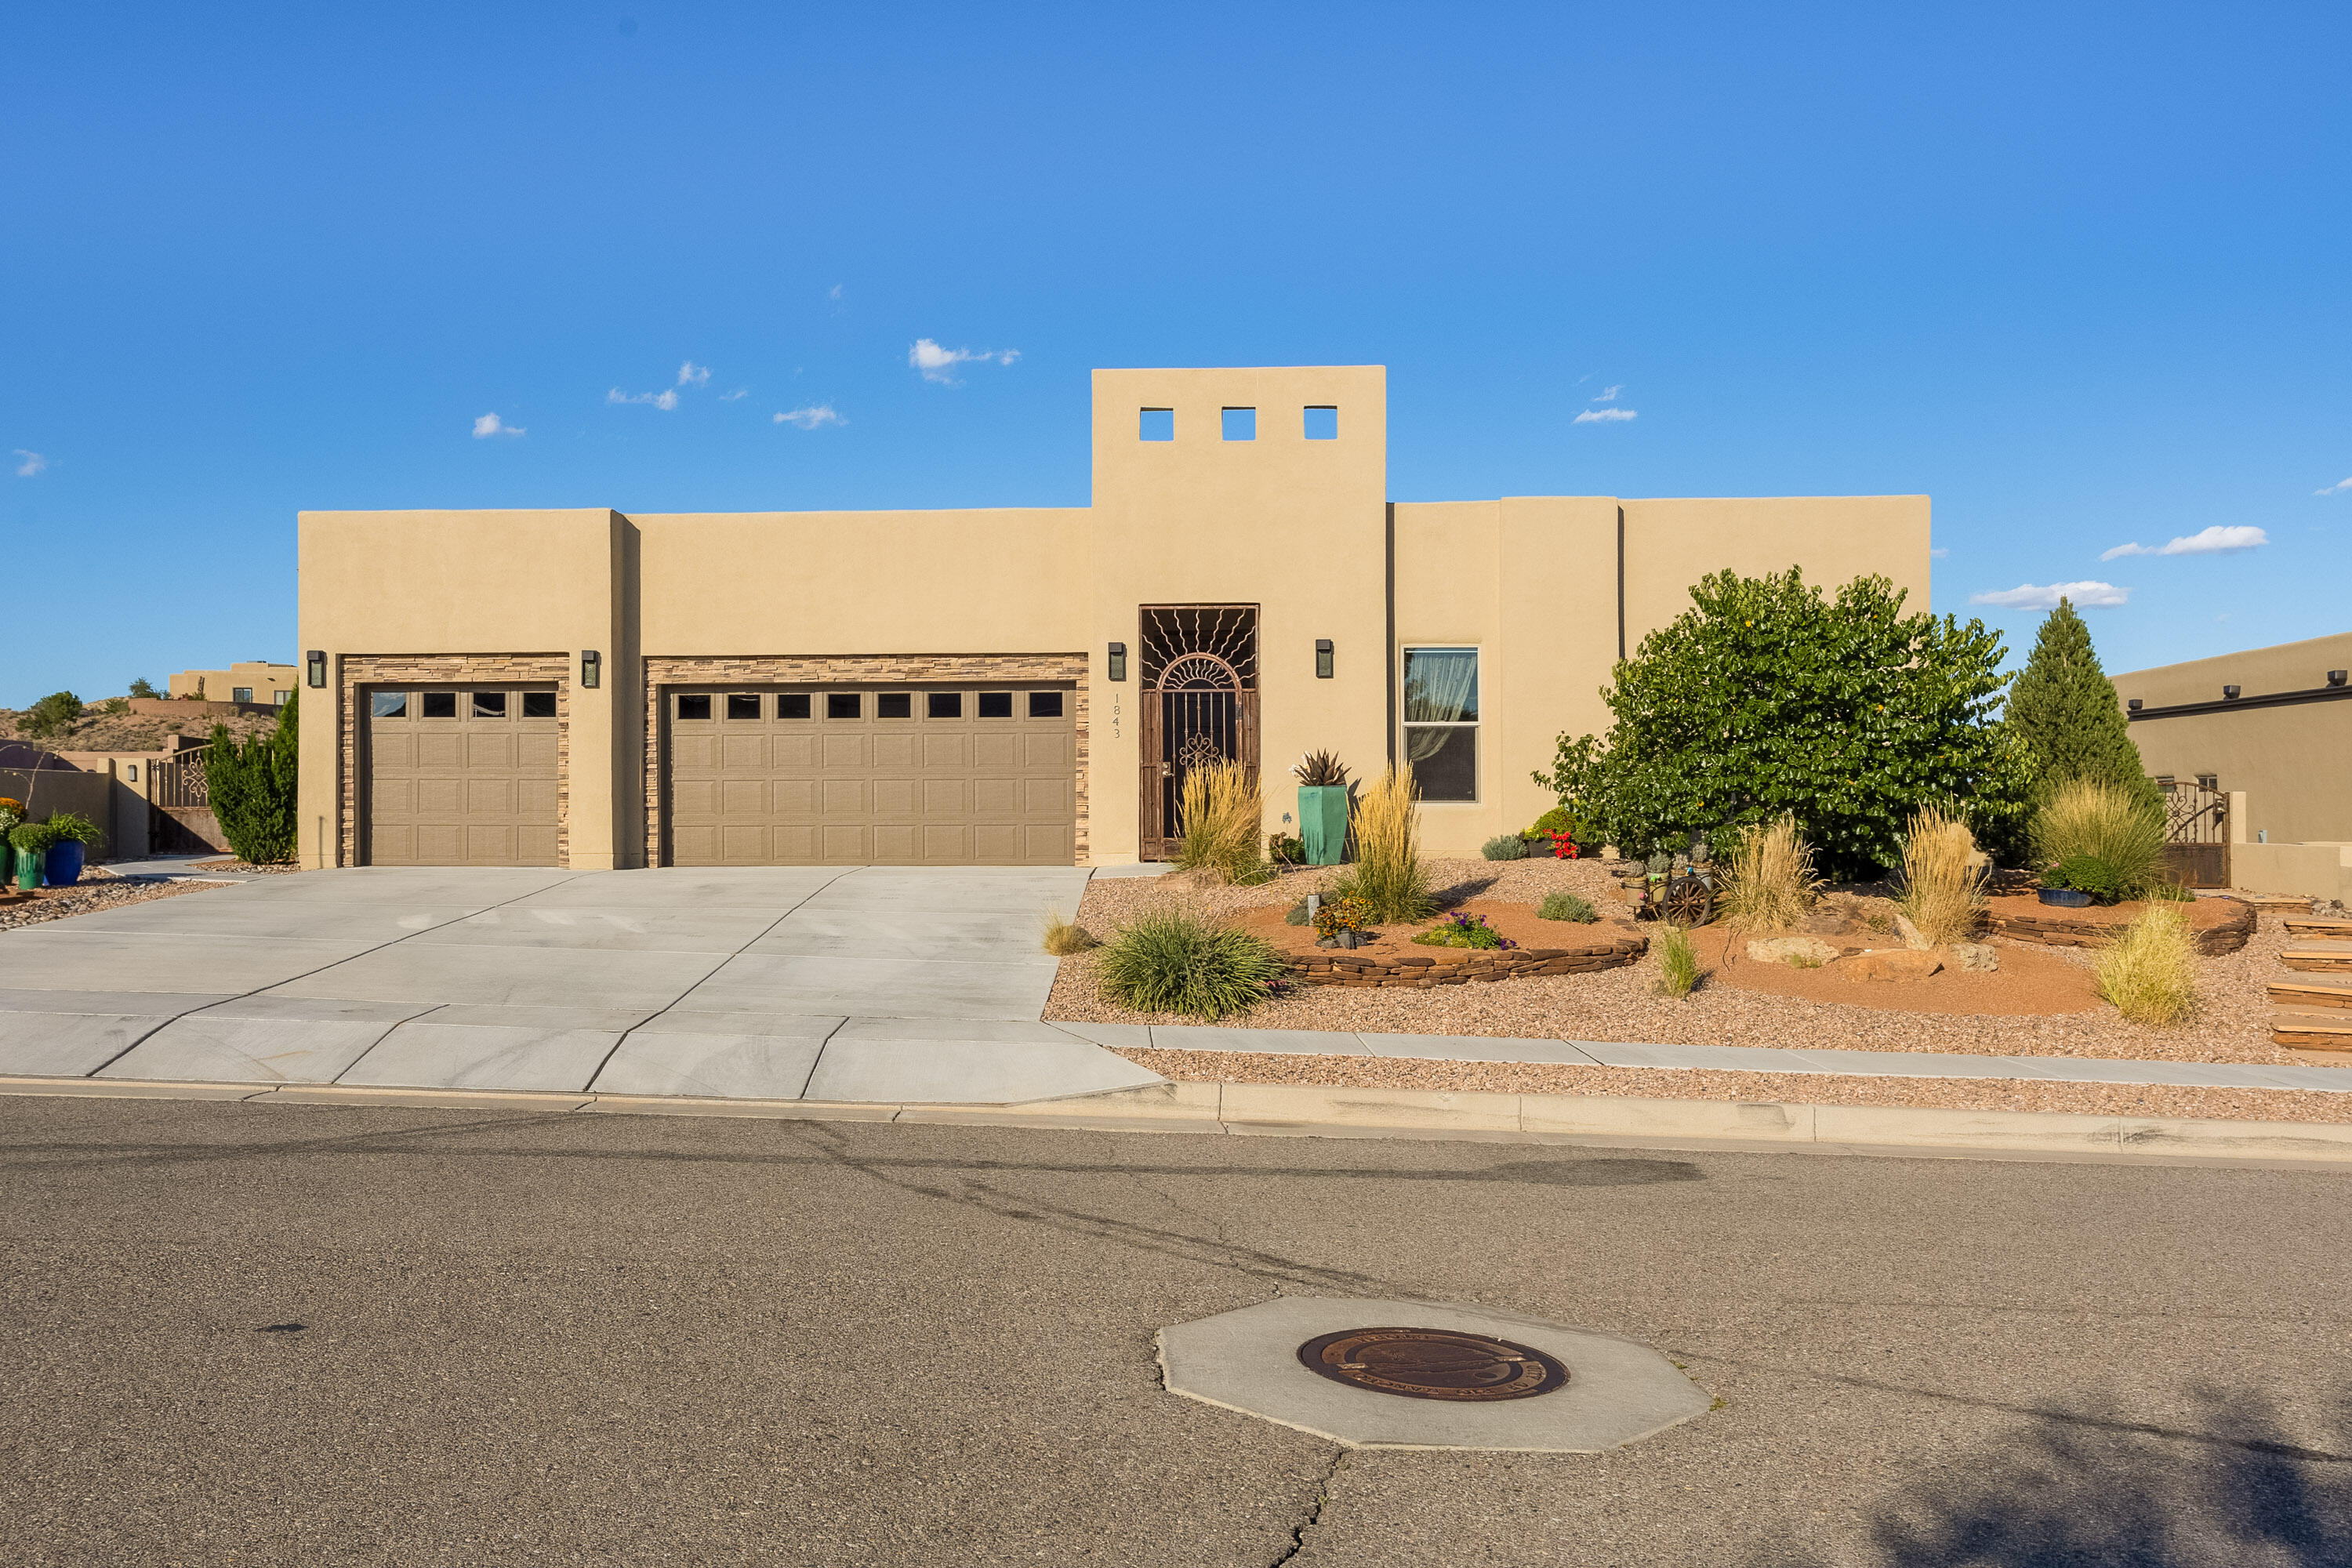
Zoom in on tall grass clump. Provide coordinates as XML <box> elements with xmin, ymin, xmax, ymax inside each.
<box><xmin>2033</xmin><ymin>777</ymin><xmax>2165</xmax><ymax>899</ymax></box>
<box><xmin>1174</xmin><ymin>760</ymin><xmax>1265</xmax><ymax>884</ymax></box>
<box><xmin>1719</xmin><ymin>811</ymin><xmax>1819</xmax><ymax>932</ymax></box>
<box><xmin>1095</xmin><ymin>905</ymin><xmax>1287</xmax><ymax>1021</ymax></box>
<box><xmin>2096</xmin><ymin>903</ymin><xmax>2198</xmax><ymax>1025</ymax></box>
<box><xmin>1896</xmin><ymin>805</ymin><xmax>1985</xmax><ymax>946</ymax></box>
<box><xmin>1333</xmin><ymin>764</ymin><xmax>1436</xmax><ymax>924</ymax></box>
<box><xmin>1040</xmin><ymin>910</ymin><xmax>1098</xmax><ymax>956</ymax></box>
<box><xmin>1653</xmin><ymin>926</ymin><xmax>1700</xmax><ymax>998</ymax></box>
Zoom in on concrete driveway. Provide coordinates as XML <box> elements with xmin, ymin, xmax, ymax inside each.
<box><xmin>0</xmin><ymin>867</ymin><xmax>1163</xmax><ymax>1104</ymax></box>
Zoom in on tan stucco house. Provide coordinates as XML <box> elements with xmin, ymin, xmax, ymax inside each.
<box><xmin>169</xmin><ymin>661</ymin><xmax>299</xmax><ymax>706</ymax></box>
<box><xmin>296</xmin><ymin>365</ymin><xmax>1929</xmax><ymax>871</ymax></box>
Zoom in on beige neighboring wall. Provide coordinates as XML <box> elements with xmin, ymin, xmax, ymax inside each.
<box><xmin>169</xmin><ymin>661</ymin><xmax>299</xmax><ymax>706</ymax></box>
<box><xmin>1090</xmin><ymin>367</ymin><xmax>1389</xmax><ymax>863</ymax></box>
<box><xmin>1621</xmin><ymin>495</ymin><xmax>1932</xmax><ymax>652</ymax></box>
<box><xmin>2114</xmin><ymin>630</ymin><xmax>2352</xmax><ymax>846</ymax></box>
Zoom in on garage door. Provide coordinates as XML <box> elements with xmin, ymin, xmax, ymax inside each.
<box><xmin>665</xmin><ymin>684</ymin><xmax>1075</xmax><ymax>866</ymax></box>
<box><xmin>365</xmin><ymin>685</ymin><xmax>560</xmax><ymax>866</ymax></box>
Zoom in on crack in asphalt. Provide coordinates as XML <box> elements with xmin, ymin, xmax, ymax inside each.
<box><xmin>1269</xmin><ymin>1450</ymin><xmax>1348</xmax><ymax>1566</ymax></box>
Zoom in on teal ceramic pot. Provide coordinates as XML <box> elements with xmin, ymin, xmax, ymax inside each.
<box><xmin>13</xmin><ymin>845</ymin><xmax>42</xmax><ymax>891</ymax></box>
<box><xmin>1298</xmin><ymin>786</ymin><xmax>1350</xmax><ymax>866</ymax></box>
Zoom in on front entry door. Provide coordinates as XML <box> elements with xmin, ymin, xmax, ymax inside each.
<box><xmin>1138</xmin><ymin>605</ymin><xmax>1260</xmax><ymax>859</ymax></box>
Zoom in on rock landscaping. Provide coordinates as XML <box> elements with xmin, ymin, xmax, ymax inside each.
<box><xmin>0</xmin><ymin>873</ymin><xmax>222</xmax><ymax>931</ymax></box>
<box><xmin>1984</xmin><ymin>892</ymin><xmax>2255</xmax><ymax>956</ymax></box>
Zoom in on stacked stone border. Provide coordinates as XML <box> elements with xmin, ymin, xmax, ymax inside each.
<box><xmin>640</xmin><ymin>654</ymin><xmax>1090</xmax><ymax>869</ymax></box>
<box><xmin>1987</xmin><ymin>900</ymin><xmax>2254</xmax><ymax>956</ymax></box>
<box><xmin>337</xmin><ymin>654</ymin><xmax>570</xmax><ymax>869</ymax></box>
<box><xmin>1289</xmin><ymin>931</ymin><xmax>1648</xmax><ymax>989</ymax></box>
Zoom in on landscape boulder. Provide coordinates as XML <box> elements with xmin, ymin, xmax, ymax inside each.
<box><xmin>1841</xmin><ymin>949</ymin><xmax>1943</xmax><ymax>983</ymax></box>
<box><xmin>1747</xmin><ymin>936</ymin><xmax>1839</xmax><ymax>967</ymax></box>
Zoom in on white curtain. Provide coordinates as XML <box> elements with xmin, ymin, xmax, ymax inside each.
<box><xmin>1403</xmin><ymin>649</ymin><xmax>1477</xmax><ymax>762</ymax></box>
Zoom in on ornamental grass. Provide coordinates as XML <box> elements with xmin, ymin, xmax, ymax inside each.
<box><xmin>1332</xmin><ymin>764</ymin><xmax>1436</xmax><ymax>924</ymax></box>
<box><xmin>1719</xmin><ymin>811</ymin><xmax>1820</xmax><ymax>933</ymax></box>
<box><xmin>1174</xmin><ymin>759</ymin><xmax>1265</xmax><ymax>884</ymax></box>
<box><xmin>1895</xmin><ymin>805</ymin><xmax>1985</xmax><ymax>946</ymax></box>
<box><xmin>1095</xmin><ymin>904</ymin><xmax>1287</xmax><ymax>1021</ymax></box>
<box><xmin>2033</xmin><ymin>777</ymin><xmax>2165</xmax><ymax>899</ymax></box>
<box><xmin>2096</xmin><ymin>903</ymin><xmax>2198</xmax><ymax>1025</ymax></box>
<box><xmin>1653</xmin><ymin>925</ymin><xmax>1701</xmax><ymax>998</ymax></box>
<box><xmin>1040</xmin><ymin>909</ymin><xmax>1098</xmax><ymax>956</ymax></box>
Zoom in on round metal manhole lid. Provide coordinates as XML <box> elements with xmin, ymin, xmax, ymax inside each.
<box><xmin>1295</xmin><ymin>1327</ymin><xmax>1570</xmax><ymax>1403</ymax></box>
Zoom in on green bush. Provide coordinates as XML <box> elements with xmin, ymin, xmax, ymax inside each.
<box><xmin>1525</xmin><ymin>806</ymin><xmax>1580</xmax><ymax>840</ymax></box>
<box><xmin>1312</xmin><ymin>894</ymin><xmax>1373</xmax><ymax>939</ymax></box>
<box><xmin>207</xmin><ymin>694</ymin><xmax>299</xmax><ymax>864</ymax></box>
<box><xmin>1095</xmin><ymin>906</ymin><xmax>1287</xmax><ymax>1021</ymax></box>
<box><xmin>127</xmin><ymin>677</ymin><xmax>159</xmax><ymax>700</ymax></box>
<box><xmin>1284</xmin><ymin>899</ymin><xmax>1312</xmax><ymax>926</ymax></box>
<box><xmin>2049</xmin><ymin>854</ymin><xmax>2125</xmax><ymax>904</ymax></box>
<box><xmin>9</xmin><ymin>819</ymin><xmax>62</xmax><ymax>855</ymax></box>
<box><xmin>1412</xmin><ymin>912</ymin><xmax>1516</xmax><ymax>949</ymax></box>
<box><xmin>39</xmin><ymin>811</ymin><xmax>104</xmax><ymax>848</ymax></box>
<box><xmin>1533</xmin><ymin>568</ymin><xmax>2028</xmax><ymax>879</ymax></box>
<box><xmin>2006</xmin><ymin>598</ymin><xmax>2160</xmax><ymax>816</ymax></box>
<box><xmin>1538</xmin><ymin>891</ymin><xmax>1597</xmax><ymax>923</ymax></box>
<box><xmin>17</xmin><ymin>691</ymin><xmax>84</xmax><ymax>739</ymax></box>
<box><xmin>1653</xmin><ymin>927</ymin><xmax>1701</xmax><ymax>998</ymax></box>
<box><xmin>2033</xmin><ymin>777</ymin><xmax>2165</xmax><ymax>901</ymax></box>
<box><xmin>1480</xmin><ymin>833</ymin><xmax>1527</xmax><ymax>862</ymax></box>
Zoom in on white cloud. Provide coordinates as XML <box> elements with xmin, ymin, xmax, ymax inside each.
<box><xmin>471</xmin><ymin>413</ymin><xmax>524</xmax><ymax>439</ymax></box>
<box><xmin>1573</xmin><ymin>407</ymin><xmax>1637</xmax><ymax>424</ymax></box>
<box><xmin>828</xmin><ymin>284</ymin><xmax>844</xmax><ymax>302</ymax></box>
<box><xmin>2316</xmin><ymin>477</ymin><xmax>2352</xmax><ymax>496</ymax></box>
<box><xmin>12</xmin><ymin>449</ymin><xmax>45</xmax><ymax>477</ymax></box>
<box><xmin>909</xmin><ymin>338</ymin><xmax>1019</xmax><ymax>384</ymax></box>
<box><xmin>775</xmin><ymin>405</ymin><xmax>844</xmax><ymax>430</ymax></box>
<box><xmin>1929</xmin><ymin>546</ymin><xmax>1950</xmax><ymax>559</ymax></box>
<box><xmin>677</xmin><ymin>361</ymin><xmax>710</xmax><ymax>388</ymax></box>
<box><xmin>1969</xmin><ymin>580</ymin><xmax>2130</xmax><ymax>610</ymax></box>
<box><xmin>719</xmin><ymin>387</ymin><xmax>749</xmax><ymax>401</ymax></box>
<box><xmin>608</xmin><ymin>386</ymin><xmax>680</xmax><ymax>410</ymax></box>
<box><xmin>1592</xmin><ymin>384</ymin><xmax>1623</xmax><ymax>403</ymax></box>
<box><xmin>2100</xmin><ymin>524</ymin><xmax>2267</xmax><ymax>560</ymax></box>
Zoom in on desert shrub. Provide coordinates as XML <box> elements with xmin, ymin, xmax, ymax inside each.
<box><xmin>1173</xmin><ymin>759</ymin><xmax>1264</xmax><ymax>884</ymax></box>
<box><xmin>127</xmin><ymin>677</ymin><xmax>158</xmax><ymax>699</ymax></box>
<box><xmin>1653</xmin><ymin>927</ymin><xmax>1700</xmax><ymax>998</ymax></box>
<box><xmin>206</xmin><ymin>694</ymin><xmax>299</xmax><ymax>864</ymax></box>
<box><xmin>2096</xmin><ymin>904</ymin><xmax>2198</xmax><ymax>1025</ymax></box>
<box><xmin>1719</xmin><ymin>811</ymin><xmax>1819</xmax><ymax>932</ymax></box>
<box><xmin>2033</xmin><ymin>777</ymin><xmax>2164</xmax><ymax>899</ymax></box>
<box><xmin>17</xmin><ymin>691</ymin><xmax>84</xmax><ymax>739</ymax></box>
<box><xmin>1292</xmin><ymin>750</ymin><xmax>1349</xmax><ymax>788</ymax></box>
<box><xmin>1334</xmin><ymin>764</ymin><xmax>1435</xmax><ymax>924</ymax></box>
<box><xmin>2006</xmin><ymin>598</ymin><xmax>2161</xmax><ymax>815</ymax></box>
<box><xmin>2147</xmin><ymin>878</ymin><xmax>2194</xmax><ymax>902</ymax></box>
<box><xmin>1040</xmin><ymin>911</ymin><xmax>1098</xmax><ymax>955</ymax></box>
<box><xmin>1532</xmin><ymin>568</ymin><xmax>2028</xmax><ymax>877</ymax></box>
<box><xmin>1895</xmin><ymin>805</ymin><xmax>1984</xmax><ymax>944</ymax></box>
<box><xmin>1266</xmin><ymin>833</ymin><xmax>1306</xmax><ymax>866</ymax></box>
<box><xmin>1412</xmin><ymin>912</ymin><xmax>1517</xmax><ymax>950</ymax></box>
<box><xmin>1095</xmin><ymin>906</ymin><xmax>1286</xmax><ymax>1021</ymax></box>
<box><xmin>1480</xmin><ymin>833</ymin><xmax>1527</xmax><ymax>862</ymax></box>
<box><xmin>2049</xmin><ymin>854</ymin><xmax>2125</xmax><ymax>905</ymax></box>
<box><xmin>1525</xmin><ymin>805</ymin><xmax>1579</xmax><ymax>840</ymax></box>
<box><xmin>1283</xmin><ymin>900</ymin><xmax>1312</xmax><ymax>926</ymax></box>
<box><xmin>100</xmin><ymin>697</ymin><xmax>130</xmax><ymax>715</ymax></box>
<box><xmin>1312</xmin><ymin>894</ymin><xmax>1372</xmax><ymax>939</ymax></box>
<box><xmin>1538</xmin><ymin>891</ymin><xmax>1597</xmax><ymax>923</ymax></box>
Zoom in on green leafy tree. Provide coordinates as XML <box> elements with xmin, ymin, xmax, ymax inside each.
<box><xmin>127</xmin><ymin>677</ymin><xmax>159</xmax><ymax>699</ymax></box>
<box><xmin>16</xmin><ymin>691</ymin><xmax>84</xmax><ymax>739</ymax></box>
<box><xmin>2004</xmin><ymin>598</ymin><xmax>2160</xmax><ymax>812</ymax></box>
<box><xmin>1534</xmin><ymin>568</ymin><xmax>2030</xmax><ymax>879</ymax></box>
<box><xmin>206</xmin><ymin>693</ymin><xmax>299</xmax><ymax>863</ymax></box>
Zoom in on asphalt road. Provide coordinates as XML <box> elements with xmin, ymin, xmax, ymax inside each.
<box><xmin>3</xmin><ymin>1096</ymin><xmax>2350</xmax><ymax>1566</ymax></box>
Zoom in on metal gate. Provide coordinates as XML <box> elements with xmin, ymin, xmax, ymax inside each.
<box><xmin>2158</xmin><ymin>775</ymin><xmax>2229</xmax><ymax>888</ymax></box>
<box><xmin>1138</xmin><ymin>605</ymin><xmax>1259</xmax><ymax>860</ymax></box>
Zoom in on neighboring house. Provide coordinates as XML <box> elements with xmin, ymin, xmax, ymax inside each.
<box><xmin>2113</xmin><ymin>630</ymin><xmax>2352</xmax><ymax>904</ymax></box>
<box><xmin>169</xmin><ymin>662</ymin><xmax>299</xmax><ymax>706</ymax></box>
<box><xmin>296</xmin><ymin>365</ymin><xmax>1929</xmax><ymax>871</ymax></box>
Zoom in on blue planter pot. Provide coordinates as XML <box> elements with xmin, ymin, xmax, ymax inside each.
<box><xmin>2036</xmin><ymin>887</ymin><xmax>2092</xmax><ymax>908</ymax></box>
<box><xmin>45</xmin><ymin>840</ymin><xmax>86</xmax><ymax>887</ymax></box>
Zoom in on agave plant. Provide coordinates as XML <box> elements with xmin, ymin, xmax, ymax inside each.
<box><xmin>1293</xmin><ymin>750</ymin><xmax>1349</xmax><ymax>788</ymax></box>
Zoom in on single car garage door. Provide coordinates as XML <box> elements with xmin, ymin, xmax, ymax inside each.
<box><xmin>665</xmin><ymin>683</ymin><xmax>1075</xmax><ymax>866</ymax></box>
<box><xmin>365</xmin><ymin>685</ymin><xmax>560</xmax><ymax>866</ymax></box>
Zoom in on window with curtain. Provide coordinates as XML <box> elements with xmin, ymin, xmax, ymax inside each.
<box><xmin>1403</xmin><ymin>647</ymin><xmax>1479</xmax><ymax>801</ymax></box>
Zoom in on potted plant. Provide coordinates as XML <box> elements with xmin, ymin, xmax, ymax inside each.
<box><xmin>1293</xmin><ymin>751</ymin><xmax>1351</xmax><ymax>866</ymax></box>
<box><xmin>9</xmin><ymin>818</ymin><xmax>58</xmax><ymax>891</ymax></box>
<box><xmin>1523</xmin><ymin>806</ymin><xmax>1591</xmax><ymax>859</ymax></box>
<box><xmin>0</xmin><ymin>798</ymin><xmax>21</xmax><ymax>892</ymax></box>
<box><xmin>2036</xmin><ymin>854</ymin><xmax>2118</xmax><ymax>908</ymax></box>
<box><xmin>38</xmin><ymin>811</ymin><xmax>103</xmax><ymax>887</ymax></box>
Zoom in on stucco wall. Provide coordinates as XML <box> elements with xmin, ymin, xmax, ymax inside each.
<box><xmin>2111</xmin><ymin>631</ymin><xmax>2352</xmax><ymax>845</ymax></box>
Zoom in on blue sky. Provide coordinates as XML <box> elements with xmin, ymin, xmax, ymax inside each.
<box><xmin>5</xmin><ymin>2</ymin><xmax>2347</xmax><ymax>707</ymax></box>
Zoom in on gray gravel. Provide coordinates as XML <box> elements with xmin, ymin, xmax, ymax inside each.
<box><xmin>2</xmin><ymin>1095</ymin><xmax>2347</xmax><ymax>1566</ymax></box>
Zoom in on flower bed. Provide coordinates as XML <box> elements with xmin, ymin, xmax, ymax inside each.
<box><xmin>1983</xmin><ymin>894</ymin><xmax>2254</xmax><ymax>956</ymax></box>
<box><xmin>1290</xmin><ymin>930</ymin><xmax>1646</xmax><ymax>989</ymax></box>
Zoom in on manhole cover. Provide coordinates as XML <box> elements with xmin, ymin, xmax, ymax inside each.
<box><xmin>1295</xmin><ymin>1326</ymin><xmax>1570</xmax><ymax>1402</ymax></box>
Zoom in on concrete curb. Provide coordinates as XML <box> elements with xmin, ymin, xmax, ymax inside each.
<box><xmin>6</xmin><ymin>1072</ymin><xmax>2352</xmax><ymax>1167</ymax></box>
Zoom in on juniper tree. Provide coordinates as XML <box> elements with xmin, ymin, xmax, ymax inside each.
<box><xmin>2005</xmin><ymin>599</ymin><xmax>2159</xmax><ymax>813</ymax></box>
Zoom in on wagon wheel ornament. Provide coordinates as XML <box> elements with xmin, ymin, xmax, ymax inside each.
<box><xmin>1659</xmin><ymin>873</ymin><xmax>1714</xmax><ymax>928</ymax></box>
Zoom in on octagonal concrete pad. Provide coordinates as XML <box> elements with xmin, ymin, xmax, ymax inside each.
<box><xmin>1158</xmin><ymin>1297</ymin><xmax>1711</xmax><ymax>1452</ymax></box>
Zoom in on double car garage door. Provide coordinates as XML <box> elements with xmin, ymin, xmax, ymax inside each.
<box><xmin>666</xmin><ymin>683</ymin><xmax>1076</xmax><ymax>866</ymax></box>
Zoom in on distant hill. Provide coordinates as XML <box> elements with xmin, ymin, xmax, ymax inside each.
<box><xmin>2</xmin><ymin>704</ymin><xmax>282</xmax><ymax>760</ymax></box>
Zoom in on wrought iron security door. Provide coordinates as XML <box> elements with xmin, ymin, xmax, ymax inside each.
<box><xmin>2159</xmin><ymin>775</ymin><xmax>2230</xmax><ymax>888</ymax></box>
<box><xmin>1138</xmin><ymin>605</ymin><xmax>1259</xmax><ymax>860</ymax></box>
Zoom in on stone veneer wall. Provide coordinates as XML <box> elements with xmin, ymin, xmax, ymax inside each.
<box><xmin>1985</xmin><ymin>900</ymin><xmax>2255</xmax><ymax>956</ymax></box>
<box><xmin>337</xmin><ymin>654</ymin><xmax>570</xmax><ymax>869</ymax></box>
<box><xmin>1289</xmin><ymin>931</ymin><xmax>1647</xmax><ymax>988</ymax></box>
<box><xmin>639</xmin><ymin>655</ymin><xmax>1091</xmax><ymax>868</ymax></box>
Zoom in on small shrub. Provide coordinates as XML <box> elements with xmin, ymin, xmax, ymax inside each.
<box><xmin>206</xmin><ymin>694</ymin><xmax>299</xmax><ymax>864</ymax></box>
<box><xmin>1095</xmin><ymin>906</ymin><xmax>1287</xmax><ymax>1021</ymax></box>
<box><xmin>1526</xmin><ymin>805</ymin><xmax>1579</xmax><ymax>840</ymax></box>
<box><xmin>1312</xmin><ymin>894</ymin><xmax>1372</xmax><ymax>939</ymax></box>
<box><xmin>127</xmin><ymin>677</ymin><xmax>159</xmax><ymax>699</ymax></box>
<box><xmin>1041</xmin><ymin>911</ymin><xmax>1098</xmax><ymax>956</ymax></box>
<box><xmin>1481</xmin><ymin>833</ymin><xmax>1527</xmax><ymax>862</ymax></box>
<box><xmin>2096</xmin><ymin>904</ymin><xmax>2197</xmax><ymax>1025</ymax></box>
<box><xmin>39</xmin><ymin>811</ymin><xmax>104</xmax><ymax>850</ymax></box>
<box><xmin>1412</xmin><ymin>912</ymin><xmax>1518</xmax><ymax>950</ymax></box>
<box><xmin>2147</xmin><ymin>878</ymin><xmax>2194</xmax><ymax>902</ymax></box>
<box><xmin>1174</xmin><ymin>759</ymin><xmax>1264</xmax><ymax>884</ymax></box>
<box><xmin>1283</xmin><ymin>900</ymin><xmax>1312</xmax><ymax>927</ymax></box>
<box><xmin>17</xmin><ymin>691</ymin><xmax>83</xmax><ymax>739</ymax></box>
<box><xmin>1781</xmin><ymin>950</ymin><xmax>1824</xmax><ymax>969</ymax></box>
<box><xmin>2034</xmin><ymin>777</ymin><xmax>2165</xmax><ymax>899</ymax></box>
<box><xmin>2050</xmin><ymin>853</ymin><xmax>2125</xmax><ymax>905</ymax></box>
<box><xmin>1719</xmin><ymin>811</ymin><xmax>1819</xmax><ymax>932</ymax></box>
<box><xmin>1895</xmin><ymin>805</ymin><xmax>1984</xmax><ymax>944</ymax></box>
<box><xmin>1653</xmin><ymin>927</ymin><xmax>1700</xmax><ymax>998</ymax></box>
<box><xmin>1267</xmin><ymin>833</ymin><xmax>1307</xmax><ymax>866</ymax></box>
<box><xmin>9</xmin><ymin>819</ymin><xmax>62</xmax><ymax>856</ymax></box>
<box><xmin>1293</xmin><ymin>750</ymin><xmax>1350</xmax><ymax>788</ymax></box>
<box><xmin>1538</xmin><ymin>891</ymin><xmax>1596</xmax><ymax>923</ymax></box>
<box><xmin>100</xmin><ymin>696</ymin><xmax>130</xmax><ymax>715</ymax></box>
<box><xmin>1336</xmin><ymin>764</ymin><xmax>1436</xmax><ymax>924</ymax></box>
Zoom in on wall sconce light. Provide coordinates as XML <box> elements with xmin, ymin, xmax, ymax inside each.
<box><xmin>306</xmin><ymin>650</ymin><xmax>326</xmax><ymax>688</ymax></box>
<box><xmin>2330</xmin><ymin>670</ymin><xmax>2348</xmax><ymax>688</ymax></box>
<box><xmin>582</xmin><ymin>650</ymin><xmax>601</xmax><ymax>690</ymax></box>
<box><xmin>2222</xmin><ymin>684</ymin><xmax>2240</xmax><ymax>700</ymax></box>
<box><xmin>2126</xmin><ymin>698</ymin><xmax>2142</xmax><ymax>712</ymax></box>
<box><xmin>1315</xmin><ymin>639</ymin><xmax>1334</xmax><ymax>679</ymax></box>
<box><xmin>1107</xmin><ymin>642</ymin><xmax>1127</xmax><ymax>682</ymax></box>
